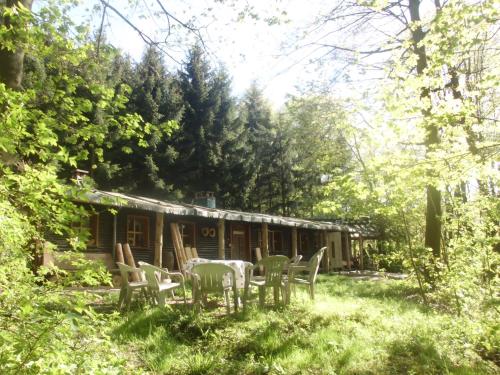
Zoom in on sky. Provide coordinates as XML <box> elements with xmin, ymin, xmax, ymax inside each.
<box><xmin>73</xmin><ymin>0</ymin><xmax>343</xmax><ymax>107</ymax></box>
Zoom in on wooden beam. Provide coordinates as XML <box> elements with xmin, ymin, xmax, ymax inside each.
<box><xmin>112</xmin><ymin>214</ymin><xmax>117</xmax><ymax>261</ymax></box>
<box><xmin>115</xmin><ymin>243</ymin><xmax>124</xmax><ymax>264</ymax></box>
<box><xmin>346</xmin><ymin>234</ymin><xmax>352</xmax><ymax>270</ymax></box>
<box><xmin>359</xmin><ymin>236</ymin><xmax>364</xmax><ymax>270</ymax></box>
<box><xmin>291</xmin><ymin>227</ymin><xmax>298</xmax><ymax>258</ymax></box>
<box><xmin>261</xmin><ymin>222</ymin><xmax>269</xmax><ymax>258</ymax></box>
<box><xmin>324</xmin><ymin>230</ymin><xmax>331</xmax><ymax>272</ymax></box>
<box><xmin>218</xmin><ymin>219</ymin><xmax>225</xmax><ymax>259</ymax></box>
<box><xmin>123</xmin><ymin>243</ymin><xmax>140</xmax><ymax>281</ymax></box>
<box><xmin>154</xmin><ymin>213</ymin><xmax>163</xmax><ymax>267</ymax></box>
<box><xmin>170</xmin><ymin>222</ymin><xmax>185</xmax><ymax>271</ymax></box>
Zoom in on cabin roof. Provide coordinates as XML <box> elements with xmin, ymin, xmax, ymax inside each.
<box><xmin>82</xmin><ymin>189</ymin><xmax>353</xmax><ymax>232</ymax></box>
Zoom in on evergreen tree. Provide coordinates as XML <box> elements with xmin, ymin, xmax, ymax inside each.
<box><xmin>95</xmin><ymin>46</ymin><xmax>183</xmax><ymax>198</ymax></box>
<box><xmin>174</xmin><ymin>45</ymin><xmax>245</xmax><ymax>206</ymax></box>
<box><xmin>174</xmin><ymin>44</ymin><xmax>215</xmax><ymax>196</ymax></box>
<box><xmin>211</xmin><ymin>68</ymin><xmax>250</xmax><ymax>209</ymax></box>
<box><xmin>240</xmin><ymin>82</ymin><xmax>276</xmax><ymax>212</ymax></box>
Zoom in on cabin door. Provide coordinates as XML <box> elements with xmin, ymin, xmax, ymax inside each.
<box><xmin>327</xmin><ymin>232</ymin><xmax>343</xmax><ymax>269</ymax></box>
<box><xmin>231</xmin><ymin>223</ymin><xmax>249</xmax><ymax>261</ymax></box>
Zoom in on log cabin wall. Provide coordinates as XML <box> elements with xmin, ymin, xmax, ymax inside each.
<box><xmin>45</xmin><ymin>203</ymin><xmax>114</xmax><ymax>253</ymax></box>
<box><xmin>48</xmin><ymin>198</ymin><xmax>354</xmax><ymax>271</ymax></box>
<box><xmin>162</xmin><ymin>215</ymin><xmax>222</xmax><ymax>269</ymax></box>
<box><xmin>297</xmin><ymin>228</ymin><xmax>322</xmax><ymax>260</ymax></box>
<box><xmin>249</xmin><ymin>224</ymin><xmax>292</xmax><ymax>260</ymax></box>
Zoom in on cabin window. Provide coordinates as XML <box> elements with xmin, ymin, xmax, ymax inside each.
<box><xmin>72</xmin><ymin>213</ymin><xmax>99</xmax><ymax>247</ymax></box>
<box><xmin>180</xmin><ymin>222</ymin><xmax>196</xmax><ymax>248</ymax></box>
<box><xmin>299</xmin><ymin>231</ymin><xmax>309</xmax><ymax>252</ymax></box>
<box><xmin>313</xmin><ymin>231</ymin><xmax>322</xmax><ymax>250</ymax></box>
<box><xmin>256</xmin><ymin>229</ymin><xmax>283</xmax><ymax>254</ymax></box>
<box><xmin>127</xmin><ymin>215</ymin><xmax>149</xmax><ymax>248</ymax></box>
<box><xmin>269</xmin><ymin>230</ymin><xmax>283</xmax><ymax>254</ymax></box>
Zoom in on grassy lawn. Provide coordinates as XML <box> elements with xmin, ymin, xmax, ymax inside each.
<box><xmin>111</xmin><ymin>275</ymin><xmax>498</xmax><ymax>374</ymax></box>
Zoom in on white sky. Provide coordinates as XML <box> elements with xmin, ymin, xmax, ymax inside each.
<box><xmin>71</xmin><ymin>0</ymin><xmax>344</xmax><ymax>107</ymax></box>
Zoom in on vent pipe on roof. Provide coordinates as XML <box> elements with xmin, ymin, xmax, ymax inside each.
<box><xmin>73</xmin><ymin>169</ymin><xmax>89</xmax><ymax>186</ymax></box>
<box><xmin>194</xmin><ymin>191</ymin><xmax>216</xmax><ymax>208</ymax></box>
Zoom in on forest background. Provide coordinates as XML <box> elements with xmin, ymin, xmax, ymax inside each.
<box><xmin>0</xmin><ymin>0</ymin><xmax>498</xmax><ymax>373</ymax></box>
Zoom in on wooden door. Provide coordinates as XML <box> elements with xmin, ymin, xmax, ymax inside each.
<box><xmin>231</xmin><ymin>223</ymin><xmax>249</xmax><ymax>261</ymax></box>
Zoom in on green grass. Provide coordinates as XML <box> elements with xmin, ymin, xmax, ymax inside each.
<box><xmin>111</xmin><ymin>275</ymin><xmax>499</xmax><ymax>374</ymax></box>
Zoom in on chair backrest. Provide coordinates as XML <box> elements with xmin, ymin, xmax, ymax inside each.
<box><xmin>255</xmin><ymin>247</ymin><xmax>263</xmax><ymax>273</ymax></box>
<box><xmin>117</xmin><ymin>262</ymin><xmax>142</xmax><ymax>287</ymax></box>
<box><xmin>308</xmin><ymin>247</ymin><xmax>327</xmax><ymax>284</ymax></box>
<box><xmin>256</xmin><ymin>255</ymin><xmax>289</xmax><ymax>286</ymax></box>
<box><xmin>191</xmin><ymin>263</ymin><xmax>236</xmax><ymax>294</ymax></box>
<box><xmin>138</xmin><ymin>262</ymin><xmax>161</xmax><ymax>291</ymax></box>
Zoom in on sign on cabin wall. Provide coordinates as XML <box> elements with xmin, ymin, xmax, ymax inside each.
<box><xmin>201</xmin><ymin>227</ymin><xmax>216</xmax><ymax>237</ymax></box>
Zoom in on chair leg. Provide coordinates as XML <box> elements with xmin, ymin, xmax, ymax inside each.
<box><xmin>124</xmin><ymin>289</ymin><xmax>133</xmax><ymax>310</ymax></box>
<box><xmin>243</xmin><ymin>286</ymin><xmax>249</xmax><ymax>312</ymax></box>
<box><xmin>182</xmin><ymin>285</ymin><xmax>187</xmax><ymax>305</ymax></box>
<box><xmin>158</xmin><ymin>291</ymin><xmax>166</xmax><ymax>308</ymax></box>
<box><xmin>282</xmin><ymin>285</ymin><xmax>288</xmax><ymax>305</ymax></box>
<box><xmin>224</xmin><ymin>290</ymin><xmax>231</xmax><ymax>315</ymax></box>
<box><xmin>233</xmin><ymin>289</ymin><xmax>239</xmax><ymax>312</ymax></box>
<box><xmin>258</xmin><ymin>286</ymin><xmax>265</xmax><ymax>308</ymax></box>
<box><xmin>118</xmin><ymin>287</ymin><xmax>126</xmax><ymax>309</ymax></box>
<box><xmin>273</xmin><ymin>286</ymin><xmax>280</xmax><ymax>305</ymax></box>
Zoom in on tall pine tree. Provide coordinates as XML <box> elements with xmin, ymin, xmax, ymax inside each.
<box><xmin>95</xmin><ymin>46</ymin><xmax>183</xmax><ymax>198</ymax></box>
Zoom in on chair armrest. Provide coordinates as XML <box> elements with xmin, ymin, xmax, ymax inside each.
<box><xmin>157</xmin><ymin>268</ymin><xmax>185</xmax><ymax>284</ymax></box>
<box><xmin>289</xmin><ymin>265</ymin><xmax>309</xmax><ymax>272</ymax></box>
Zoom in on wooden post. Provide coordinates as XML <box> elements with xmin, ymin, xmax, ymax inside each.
<box><xmin>291</xmin><ymin>227</ymin><xmax>298</xmax><ymax>258</ymax></box>
<box><xmin>115</xmin><ymin>243</ymin><xmax>124</xmax><ymax>264</ymax></box>
<box><xmin>112</xmin><ymin>214</ymin><xmax>117</xmax><ymax>261</ymax></box>
<box><xmin>324</xmin><ymin>230</ymin><xmax>331</xmax><ymax>272</ymax></box>
<box><xmin>123</xmin><ymin>243</ymin><xmax>140</xmax><ymax>281</ymax></box>
<box><xmin>170</xmin><ymin>223</ymin><xmax>185</xmax><ymax>271</ymax></box>
<box><xmin>154</xmin><ymin>212</ymin><xmax>163</xmax><ymax>267</ymax></box>
<box><xmin>262</xmin><ymin>222</ymin><xmax>269</xmax><ymax>258</ymax></box>
<box><xmin>359</xmin><ymin>235</ymin><xmax>364</xmax><ymax>270</ymax></box>
<box><xmin>218</xmin><ymin>219</ymin><xmax>225</xmax><ymax>259</ymax></box>
<box><xmin>346</xmin><ymin>234</ymin><xmax>352</xmax><ymax>270</ymax></box>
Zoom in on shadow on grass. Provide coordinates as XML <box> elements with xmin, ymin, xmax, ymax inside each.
<box><xmin>111</xmin><ymin>301</ymin><xmax>322</xmax><ymax>374</ymax></box>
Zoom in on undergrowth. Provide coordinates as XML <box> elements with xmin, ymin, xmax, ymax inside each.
<box><xmin>112</xmin><ymin>275</ymin><xmax>499</xmax><ymax>375</ymax></box>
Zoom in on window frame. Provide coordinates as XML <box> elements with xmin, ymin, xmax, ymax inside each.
<box><xmin>179</xmin><ymin>221</ymin><xmax>196</xmax><ymax>249</ymax></box>
<box><xmin>256</xmin><ymin>229</ymin><xmax>283</xmax><ymax>254</ymax></box>
<box><xmin>298</xmin><ymin>231</ymin><xmax>309</xmax><ymax>253</ymax></box>
<box><xmin>126</xmin><ymin>215</ymin><xmax>150</xmax><ymax>249</ymax></box>
<box><xmin>72</xmin><ymin>213</ymin><xmax>100</xmax><ymax>248</ymax></box>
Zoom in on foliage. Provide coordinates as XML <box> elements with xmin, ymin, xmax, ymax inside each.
<box><xmin>0</xmin><ymin>2</ymin><xmax>139</xmax><ymax>372</ymax></box>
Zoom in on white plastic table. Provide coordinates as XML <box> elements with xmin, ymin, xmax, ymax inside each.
<box><xmin>185</xmin><ymin>258</ymin><xmax>252</xmax><ymax>289</ymax></box>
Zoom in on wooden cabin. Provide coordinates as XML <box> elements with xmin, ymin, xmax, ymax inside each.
<box><xmin>44</xmin><ymin>189</ymin><xmax>362</xmax><ymax>272</ymax></box>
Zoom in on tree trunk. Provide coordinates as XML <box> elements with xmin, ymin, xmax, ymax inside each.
<box><xmin>0</xmin><ymin>0</ymin><xmax>34</xmax><ymax>89</ymax></box>
<box><xmin>409</xmin><ymin>0</ymin><xmax>441</xmax><ymax>258</ymax></box>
